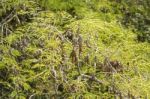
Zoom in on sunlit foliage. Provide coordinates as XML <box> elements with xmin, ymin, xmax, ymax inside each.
<box><xmin>0</xmin><ymin>0</ymin><xmax>150</xmax><ymax>98</ymax></box>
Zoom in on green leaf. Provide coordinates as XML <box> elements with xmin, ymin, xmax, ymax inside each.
<box><xmin>11</xmin><ymin>50</ymin><xmax>21</xmax><ymax>57</ymax></box>
<box><xmin>0</xmin><ymin>62</ymin><xmax>5</xmax><ymax>69</ymax></box>
<box><xmin>10</xmin><ymin>91</ymin><xmax>17</xmax><ymax>98</ymax></box>
<box><xmin>18</xmin><ymin>96</ymin><xmax>26</xmax><ymax>99</ymax></box>
<box><xmin>23</xmin><ymin>83</ymin><xmax>31</xmax><ymax>90</ymax></box>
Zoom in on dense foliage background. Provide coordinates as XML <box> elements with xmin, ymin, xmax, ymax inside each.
<box><xmin>0</xmin><ymin>0</ymin><xmax>150</xmax><ymax>98</ymax></box>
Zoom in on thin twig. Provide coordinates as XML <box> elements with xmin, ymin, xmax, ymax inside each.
<box><xmin>0</xmin><ymin>8</ymin><xmax>16</xmax><ymax>26</ymax></box>
<box><xmin>80</xmin><ymin>74</ymin><xmax>104</xmax><ymax>84</ymax></box>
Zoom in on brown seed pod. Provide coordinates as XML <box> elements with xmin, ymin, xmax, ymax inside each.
<box><xmin>103</xmin><ymin>58</ymin><xmax>123</xmax><ymax>73</ymax></box>
<box><xmin>64</xmin><ymin>28</ymin><xmax>74</xmax><ymax>41</ymax></box>
<box><xmin>70</xmin><ymin>47</ymin><xmax>78</xmax><ymax>65</ymax></box>
<box><xmin>78</xmin><ymin>34</ymin><xmax>83</xmax><ymax>57</ymax></box>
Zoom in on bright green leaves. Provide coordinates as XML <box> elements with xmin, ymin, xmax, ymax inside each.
<box><xmin>1</xmin><ymin>0</ymin><xmax>150</xmax><ymax>98</ymax></box>
<box><xmin>22</xmin><ymin>82</ymin><xmax>31</xmax><ymax>90</ymax></box>
<box><xmin>37</xmin><ymin>0</ymin><xmax>85</xmax><ymax>11</ymax></box>
<box><xmin>11</xmin><ymin>49</ymin><xmax>21</xmax><ymax>57</ymax></box>
<box><xmin>10</xmin><ymin>91</ymin><xmax>18</xmax><ymax>98</ymax></box>
<box><xmin>0</xmin><ymin>62</ymin><xmax>5</xmax><ymax>69</ymax></box>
